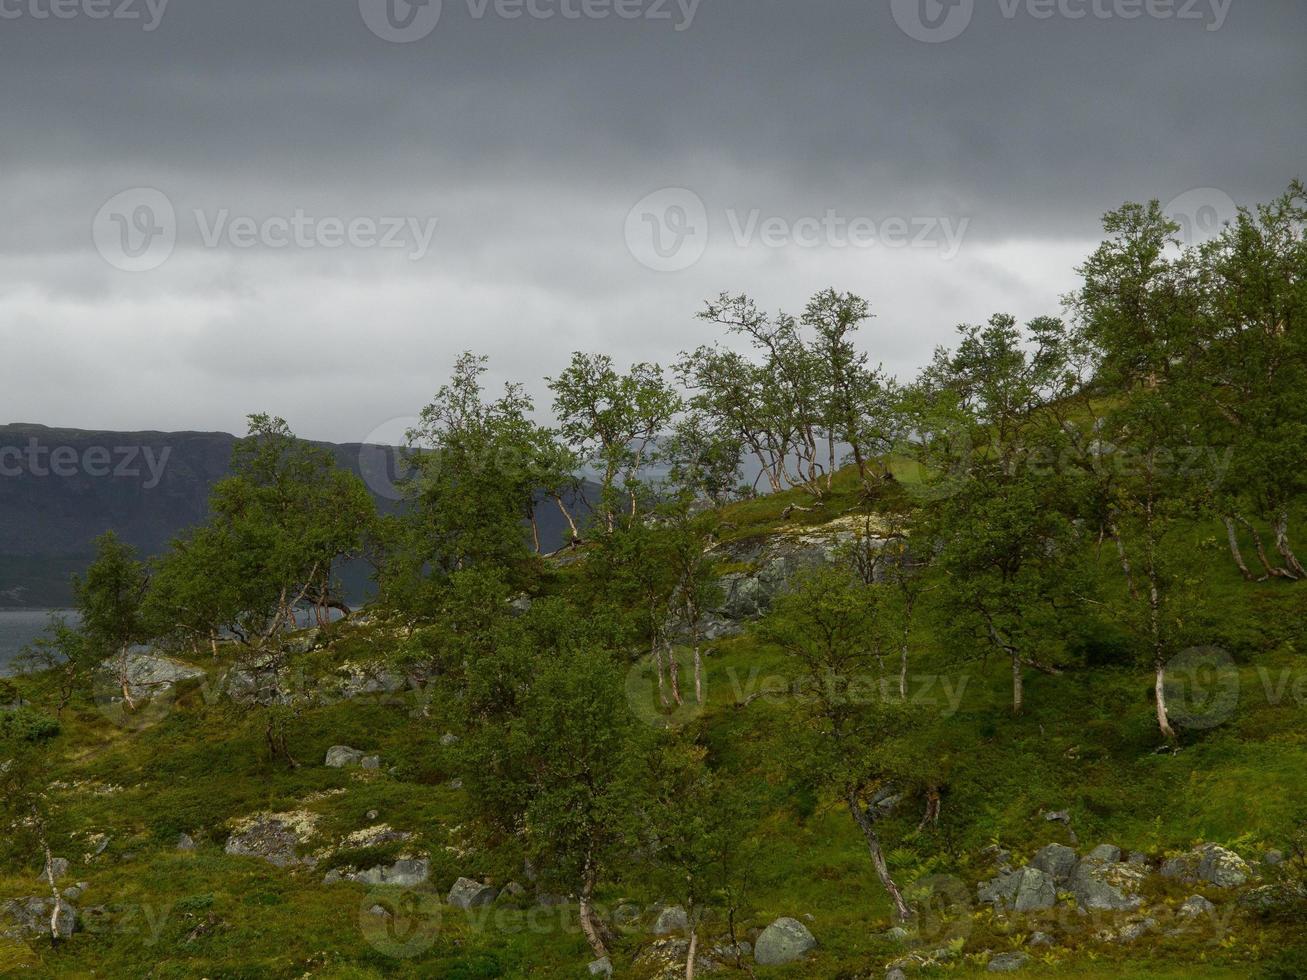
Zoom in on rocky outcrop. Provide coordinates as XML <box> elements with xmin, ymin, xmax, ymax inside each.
<box><xmin>1029</xmin><ymin>843</ymin><xmax>1078</xmax><ymax>884</ymax></box>
<box><xmin>326</xmin><ymin>858</ymin><xmax>429</xmax><ymax>887</ymax></box>
<box><xmin>634</xmin><ymin>937</ymin><xmax>720</xmax><ymax>978</ymax></box>
<box><xmin>652</xmin><ymin>905</ymin><xmax>688</xmax><ymax>935</ymax></box>
<box><xmin>753</xmin><ymin>916</ymin><xmax>817</xmax><ymax>966</ymax></box>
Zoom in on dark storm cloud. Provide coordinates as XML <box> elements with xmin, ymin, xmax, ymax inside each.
<box><xmin>0</xmin><ymin>0</ymin><xmax>1304</xmax><ymax>439</ymax></box>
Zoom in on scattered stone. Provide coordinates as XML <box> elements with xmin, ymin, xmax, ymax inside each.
<box><xmin>980</xmin><ymin>844</ymin><xmax>1013</xmax><ymax>870</ymax></box>
<box><xmin>754</xmin><ymin>916</ymin><xmax>817</xmax><ymax>966</ymax></box>
<box><xmin>633</xmin><ymin>937</ymin><xmax>719</xmax><ymax>977</ymax></box>
<box><xmin>1030</xmin><ymin>843</ymin><xmax>1078</xmax><ymax>884</ymax></box>
<box><xmin>366</xmin><ymin>810</ymin><xmax>379</xmax><ymax>821</ymax></box>
<box><xmin>367</xmin><ymin>904</ymin><xmax>389</xmax><ymax>918</ymax></box>
<box><xmin>440</xmin><ymin>733</ymin><xmax>460</xmax><ymax>747</ymax></box>
<box><xmin>1179</xmin><ymin>895</ymin><xmax>1215</xmax><ymax>918</ymax></box>
<box><xmin>652</xmin><ymin>905</ymin><xmax>688</xmax><ymax>935</ymax></box>
<box><xmin>1028</xmin><ymin>931</ymin><xmax>1054</xmax><ymax>946</ymax></box>
<box><xmin>448</xmin><ymin>778</ymin><xmax>463</xmax><ymax>790</ymax></box>
<box><xmin>988</xmin><ymin>951</ymin><xmax>1029</xmax><ymax>972</ymax></box>
<box><xmin>979</xmin><ymin>866</ymin><xmax>1056</xmax><ymax>912</ymax></box>
<box><xmin>1128</xmin><ymin>852</ymin><xmax>1148</xmax><ymax>866</ymax></box>
<box><xmin>884</xmin><ymin>925</ymin><xmax>910</xmax><ymax>942</ymax></box>
<box><xmin>1264</xmin><ymin>849</ymin><xmax>1284</xmax><ymax>866</ymax></box>
<box><xmin>1044</xmin><ymin>810</ymin><xmax>1071</xmax><ymax>824</ymax></box>
<box><xmin>177</xmin><ymin>833</ymin><xmax>196</xmax><ymax>851</ymax></box>
<box><xmin>499</xmin><ymin>881</ymin><xmax>527</xmax><ymax>900</ymax></box>
<box><xmin>447</xmin><ymin>877</ymin><xmax>496</xmax><ymax>909</ymax></box>
<box><xmin>1238</xmin><ymin>881</ymin><xmax>1307</xmax><ymax>916</ymax></box>
<box><xmin>886</xmin><ymin>969</ymin><xmax>907</xmax><ymax>980</ymax></box>
<box><xmin>588</xmin><ymin>957</ymin><xmax>612</xmax><ymax>978</ymax></box>
<box><xmin>61</xmin><ymin>885</ymin><xmax>84</xmax><ymax>901</ymax></box>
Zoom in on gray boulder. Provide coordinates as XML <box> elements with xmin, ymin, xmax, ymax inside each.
<box><xmin>979</xmin><ymin>866</ymin><xmax>1056</xmax><ymax>912</ymax></box>
<box><xmin>1085</xmin><ymin>844</ymin><xmax>1122</xmax><ymax>863</ymax></box>
<box><xmin>1030</xmin><ymin>843</ymin><xmax>1078</xmax><ymax>884</ymax></box>
<box><xmin>440</xmin><ymin>732</ymin><xmax>460</xmax><ymax>747</ymax></box>
<box><xmin>886</xmin><ymin>969</ymin><xmax>907</xmax><ymax>980</ymax></box>
<box><xmin>325</xmin><ymin>745</ymin><xmax>378</xmax><ymax>769</ymax></box>
<box><xmin>988</xmin><ymin>951</ymin><xmax>1029</xmax><ymax>972</ymax></box>
<box><xmin>1028</xmin><ymin>931</ymin><xmax>1054</xmax><ymax>946</ymax></box>
<box><xmin>652</xmin><ymin>905</ymin><xmax>688</xmax><ymax>935</ymax></box>
<box><xmin>1070</xmin><ymin>851</ymin><xmax>1144</xmax><ymax>911</ymax></box>
<box><xmin>44</xmin><ymin>856</ymin><xmax>69</xmax><ymax>881</ymax></box>
<box><xmin>447</xmin><ymin>877</ymin><xmax>496</xmax><ymax>909</ymax></box>
<box><xmin>588</xmin><ymin>957</ymin><xmax>612</xmax><ymax>978</ymax></box>
<box><xmin>1160</xmin><ymin>844</ymin><xmax>1251</xmax><ymax>888</ymax></box>
<box><xmin>499</xmin><ymin>881</ymin><xmax>527</xmax><ymax>900</ymax></box>
<box><xmin>176</xmin><ymin>833</ymin><xmax>196</xmax><ymax>851</ymax></box>
<box><xmin>97</xmin><ymin>651</ymin><xmax>205</xmax><ymax>704</ymax></box>
<box><xmin>754</xmin><ymin>916</ymin><xmax>816</xmax><ymax>966</ymax></box>
<box><xmin>1</xmin><ymin>897</ymin><xmax>76</xmax><ymax>939</ymax></box>
<box><xmin>1115</xmin><ymin>917</ymin><xmax>1157</xmax><ymax>943</ymax></box>
<box><xmin>351</xmin><ymin>858</ymin><xmax>429</xmax><ymax>887</ymax></box>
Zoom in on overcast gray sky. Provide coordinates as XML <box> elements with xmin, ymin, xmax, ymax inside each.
<box><xmin>1</xmin><ymin>0</ymin><xmax>1303</xmax><ymax>443</ymax></box>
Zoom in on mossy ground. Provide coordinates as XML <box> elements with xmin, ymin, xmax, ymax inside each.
<box><xmin>3</xmin><ymin>479</ymin><xmax>1305</xmax><ymax>978</ymax></box>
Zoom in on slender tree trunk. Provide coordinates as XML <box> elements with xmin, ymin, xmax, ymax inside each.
<box><xmin>653</xmin><ymin>635</ymin><xmax>669</xmax><ymax>707</ymax></box>
<box><xmin>685</xmin><ymin>920</ymin><xmax>698</xmax><ymax>980</ymax></box>
<box><xmin>1273</xmin><ymin>509</ymin><xmax>1307</xmax><ymax>579</ymax></box>
<box><xmin>848</xmin><ymin>791</ymin><xmax>911</xmax><ymax>921</ymax></box>
<box><xmin>1011</xmin><ymin>654</ymin><xmax>1023</xmax><ymax>716</ymax></box>
<box><xmin>666</xmin><ymin>639</ymin><xmax>683</xmax><ymax>706</ymax></box>
<box><xmin>33</xmin><ymin>812</ymin><xmax>62</xmax><ymax>945</ymax></box>
<box><xmin>553</xmin><ymin>494</ymin><xmax>581</xmax><ymax>544</ymax></box>
<box><xmin>1155</xmin><ymin>658</ymin><xmax>1176</xmax><ymax>741</ymax></box>
<box><xmin>1223</xmin><ymin>516</ymin><xmax>1255</xmax><ymax>581</ymax></box>
<box><xmin>118</xmin><ymin>646</ymin><xmax>137</xmax><ymax>711</ymax></box>
<box><xmin>693</xmin><ymin>643</ymin><xmax>703</xmax><ymax>704</ymax></box>
<box><xmin>530</xmin><ymin>513</ymin><xmax>541</xmax><ymax>554</ymax></box>
<box><xmin>1110</xmin><ymin>523</ymin><xmax>1140</xmax><ymax>600</ymax></box>
<box><xmin>578</xmin><ymin>859</ymin><xmax>609</xmax><ymax>960</ymax></box>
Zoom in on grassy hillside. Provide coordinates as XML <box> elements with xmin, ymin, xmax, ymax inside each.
<box><xmin>1</xmin><ymin>480</ymin><xmax>1305</xmax><ymax>979</ymax></box>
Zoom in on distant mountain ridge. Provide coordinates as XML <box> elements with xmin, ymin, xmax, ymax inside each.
<box><xmin>0</xmin><ymin>423</ymin><xmax>579</xmax><ymax>607</ymax></box>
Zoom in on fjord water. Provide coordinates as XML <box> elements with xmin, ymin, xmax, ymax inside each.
<box><xmin>0</xmin><ymin>609</ymin><xmax>75</xmax><ymax>675</ymax></box>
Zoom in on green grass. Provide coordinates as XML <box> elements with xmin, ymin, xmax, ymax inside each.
<box><xmin>3</xmin><ymin>484</ymin><xmax>1306</xmax><ymax>978</ymax></box>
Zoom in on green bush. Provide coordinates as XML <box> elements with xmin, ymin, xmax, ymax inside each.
<box><xmin>0</xmin><ymin>706</ymin><xmax>60</xmax><ymax>742</ymax></box>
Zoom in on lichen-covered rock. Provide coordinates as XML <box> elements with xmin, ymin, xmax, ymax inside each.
<box><xmin>1161</xmin><ymin>844</ymin><xmax>1251</xmax><ymax>888</ymax></box>
<box><xmin>446</xmin><ymin>877</ymin><xmax>496</xmax><ymax>909</ymax></box>
<box><xmin>1070</xmin><ymin>851</ymin><xmax>1145</xmax><ymax>911</ymax></box>
<box><xmin>1237</xmin><ymin>881</ymin><xmax>1307</xmax><ymax>917</ymax></box>
<box><xmin>1114</xmin><ymin>917</ymin><xmax>1157</xmax><ymax>943</ymax></box>
<box><xmin>96</xmin><ymin>652</ymin><xmax>205</xmax><ymax>704</ymax></box>
<box><xmin>325</xmin><ymin>745</ymin><xmax>366</xmax><ymax>768</ymax></box>
<box><xmin>633</xmin><ymin>937</ymin><xmax>719</xmax><ymax>978</ymax></box>
<box><xmin>979</xmin><ymin>866</ymin><xmax>1056</xmax><ymax>912</ymax></box>
<box><xmin>345</xmin><ymin>858</ymin><xmax>429</xmax><ymax>887</ymax></box>
<box><xmin>224</xmin><ymin>811</ymin><xmax>318</xmax><ymax>868</ymax></box>
<box><xmin>1030</xmin><ymin>843</ymin><xmax>1078</xmax><ymax>884</ymax></box>
<box><xmin>754</xmin><ymin>916</ymin><xmax>816</xmax><ymax>966</ymax></box>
